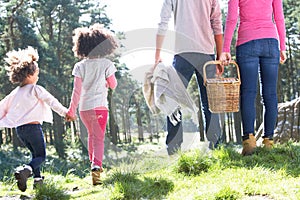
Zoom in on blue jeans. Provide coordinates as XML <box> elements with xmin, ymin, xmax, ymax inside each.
<box><xmin>166</xmin><ymin>53</ymin><xmax>222</xmax><ymax>154</ymax></box>
<box><xmin>16</xmin><ymin>124</ymin><xmax>46</xmax><ymax>178</ymax></box>
<box><xmin>236</xmin><ymin>38</ymin><xmax>280</xmax><ymax>140</ymax></box>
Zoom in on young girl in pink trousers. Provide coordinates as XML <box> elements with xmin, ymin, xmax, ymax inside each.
<box><xmin>67</xmin><ymin>24</ymin><xmax>118</xmax><ymax>185</ymax></box>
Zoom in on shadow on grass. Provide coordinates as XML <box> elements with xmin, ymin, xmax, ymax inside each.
<box><xmin>213</xmin><ymin>141</ymin><xmax>300</xmax><ymax>177</ymax></box>
<box><xmin>0</xmin><ymin>139</ymin><xmax>163</xmax><ymax>181</ymax></box>
<box><xmin>104</xmin><ymin>171</ymin><xmax>174</xmax><ymax>200</ymax></box>
<box><xmin>68</xmin><ymin>190</ymin><xmax>104</xmax><ymax>200</ymax></box>
<box><xmin>174</xmin><ymin>141</ymin><xmax>300</xmax><ymax>178</ymax></box>
<box><xmin>0</xmin><ymin>145</ymin><xmax>91</xmax><ymax>181</ymax></box>
<box><xmin>0</xmin><ymin>147</ymin><xmax>31</xmax><ymax>182</ymax></box>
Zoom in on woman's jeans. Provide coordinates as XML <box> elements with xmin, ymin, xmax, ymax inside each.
<box><xmin>236</xmin><ymin>38</ymin><xmax>280</xmax><ymax>140</ymax></box>
<box><xmin>80</xmin><ymin>109</ymin><xmax>108</xmax><ymax>167</ymax></box>
<box><xmin>166</xmin><ymin>52</ymin><xmax>222</xmax><ymax>154</ymax></box>
<box><xmin>16</xmin><ymin>124</ymin><xmax>46</xmax><ymax>178</ymax></box>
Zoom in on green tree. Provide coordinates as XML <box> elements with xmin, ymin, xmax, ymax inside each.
<box><xmin>281</xmin><ymin>0</ymin><xmax>300</xmax><ymax>101</ymax></box>
<box><xmin>0</xmin><ymin>0</ymin><xmax>42</xmax><ymax>148</ymax></box>
<box><xmin>29</xmin><ymin>0</ymin><xmax>86</xmax><ymax>158</ymax></box>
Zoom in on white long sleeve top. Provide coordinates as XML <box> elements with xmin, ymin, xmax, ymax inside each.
<box><xmin>0</xmin><ymin>84</ymin><xmax>68</xmax><ymax>128</ymax></box>
<box><xmin>157</xmin><ymin>0</ymin><xmax>223</xmax><ymax>54</ymax></box>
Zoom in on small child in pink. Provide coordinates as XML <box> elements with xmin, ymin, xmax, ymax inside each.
<box><xmin>67</xmin><ymin>24</ymin><xmax>118</xmax><ymax>185</ymax></box>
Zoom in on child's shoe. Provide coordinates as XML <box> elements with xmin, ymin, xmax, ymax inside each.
<box><xmin>14</xmin><ymin>165</ymin><xmax>32</xmax><ymax>192</ymax></box>
<box><xmin>262</xmin><ymin>138</ymin><xmax>274</xmax><ymax>149</ymax></box>
<box><xmin>33</xmin><ymin>176</ymin><xmax>44</xmax><ymax>189</ymax></box>
<box><xmin>91</xmin><ymin>167</ymin><xmax>103</xmax><ymax>186</ymax></box>
<box><xmin>241</xmin><ymin>134</ymin><xmax>257</xmax><ymax>156</ymax></box>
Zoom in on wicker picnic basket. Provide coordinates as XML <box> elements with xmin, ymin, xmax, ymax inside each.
<box><xmin>203</xmin><ymin>60</ymin><xmax>241</xmax><ymax>113</ymax></box>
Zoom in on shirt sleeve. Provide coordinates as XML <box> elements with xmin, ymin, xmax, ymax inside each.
<box><xmin>273</xmin><ymin>0</ymin><xmax>286</xmax><ymax>51</ymax></box>
<box><xmin>35</xmin><ymin>85</ymin><xmax>68</xmax><ymax>117</ymax></box>
<box><xmin>157</xmin><ymin>0</ymin><xmax>173</xmax><ymax>36</ymax></box>
<box><xmin>222</xmin><ymin>0</ymin><xmax>239</xmax><ymax>52</ymax></box>
<box><xmin>67</xmin><ymin>76</ymin><xmax>82</xmax><ymax>117</ymax></box>
<box><xmin>210</xmin><ymin>0</ymin><xmax>223</xmax><ymax>35</ymax></box>
<box><xmin>105</xmin><ymin>61</ymin><xmax>117</xmax><ymax>78</ymax></box>
<box><xmin>0</xmin><ymin>95</ymin><xmax>9</xmax><ymax>120</ymax></box>
<box><xmin>106</xmin><ymin>74</ymin><xmax>117</xmax><ymax>90</ymax></box>
<box><xmin>72</xmin><ymin>63</ymin><xmax>82</xmax><ymax>78</ymax></box>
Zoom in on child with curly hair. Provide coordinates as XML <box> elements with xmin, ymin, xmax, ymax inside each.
<box><xmin>67</xmin><ymin>24</ymin><xmax>118</xmax><ymax>185</ymax></box>
<box><xmin>0</xmin><ymin>46</ymin><xmax>73</xmax><ymax>192</ymax></box>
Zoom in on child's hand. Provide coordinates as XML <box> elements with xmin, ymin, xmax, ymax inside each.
<box><xmin>65</xmin><ymin>114</ymin><xmax>76</xmax><ymax>122</ymax></box>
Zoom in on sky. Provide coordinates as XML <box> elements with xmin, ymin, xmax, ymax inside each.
<box><xmin>100</xmin><ymin>0</ymin><xmax>225</xmax><ymax>82</ymax></box>
<box><xmin>100</xmin><ymin>0</ymin><xmax>174</xmax><ymax>74</ymax></box>
<box><xmin>101</xmin><ymin>0</ymin><xmax>164</xmax><ymax>31</ymax></box>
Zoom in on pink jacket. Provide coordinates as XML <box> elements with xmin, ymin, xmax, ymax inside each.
<box><xmin>0</xmin><ymin>84</ymin><xmax>67</xmax><ymax>128</ymax></box>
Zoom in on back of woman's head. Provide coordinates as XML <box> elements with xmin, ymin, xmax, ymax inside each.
<box><xmin>5</xmin><ymin>46</ymin><xmax>39</xmax><ymax>84</ymax></box>
<box><xmin>72</xmin><ymin>23</ymin><xmax>118</xmax><ymax>59</ymax></box>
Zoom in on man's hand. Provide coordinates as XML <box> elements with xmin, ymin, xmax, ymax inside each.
<box><xmin>216</xmin><ymin>64</ymin><xmax>224</xmax><ymax>77</ymax></box>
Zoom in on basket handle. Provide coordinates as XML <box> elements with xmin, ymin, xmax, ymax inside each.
<box><xmin>203</xmin><ymin>60</ymin><xmax>240</xmax><ymax>86</ymax></box>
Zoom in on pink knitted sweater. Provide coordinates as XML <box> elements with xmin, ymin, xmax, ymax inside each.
<box><xmin>223</xmin><ymin>0</ymin><xmax>286</xmax><ymax>52</ymax></box>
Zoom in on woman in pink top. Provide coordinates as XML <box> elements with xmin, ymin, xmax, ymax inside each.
<box><xmin>67</xmin><ymin>24</ymin><xmax>118</xmax><ymax>185</ymax></box>
<box><xmin>220</xmin><ymin>0</ymin><xmax>287</xmax><ymax>156</ymax></box>
<box><xmin>0</xmin><ymin>46</ymin><xmax>73</xmax><ymax>192</ymax></box>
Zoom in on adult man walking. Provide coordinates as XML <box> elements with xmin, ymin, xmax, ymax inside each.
<box><xmin>155</xmin><ymin>0</ymin><xmax>223</xmax><ymax>155</ymax></box>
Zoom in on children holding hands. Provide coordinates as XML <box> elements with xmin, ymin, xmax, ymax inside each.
<box><xmin>1</xmin><ymin>23</ymin><xmax>118</xmax><ymax>190</ymax></box>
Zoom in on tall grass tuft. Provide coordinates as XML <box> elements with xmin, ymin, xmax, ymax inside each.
<box><xmin>214</xmin><ymin>186</ymin><xmax>242</xmax><ymax>200</ymax></box>
<box><xmin>175</xmin><ymin>150</ymin><xmax>215</xmax><ymax>176</ymax></box>
<box><xmin>34</xmin><ymin>179</ymin><xmax>70</xmax><ymax>200</ymax></box>
<box><xmin>107</xmin><ymin>169</ymin><xmax>174</xmax><ymax>200</ymax></box>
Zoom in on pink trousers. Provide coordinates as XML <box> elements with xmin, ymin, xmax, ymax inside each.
<box><xmin>80</xmin><ymin>109</ymin><xmax>108</xmax><ymax>167</ymax></box>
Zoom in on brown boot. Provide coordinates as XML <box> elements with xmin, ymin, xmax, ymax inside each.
<box><xmin>14</xmin><ymin>165</ymin><xmax>32</xmax><ymax>192</ymax></box>
<box><xmin>91</xmin><ymin>168</ymin><xmax>103</xmax><ymax>185</ymax></box>
<box><xmin>262</xmin><ymin>138</ymin><xmax>274</xmax><ymax>149</ymax></box>
<box><xmin>242</xmin><ymin>134</ymin><xmax>256</xmax><ymax>156</ymax></box>
<box><xmin>33</xmin><ymin>176</ymin><xmax>44</xmax><ymax>189</ymax></box>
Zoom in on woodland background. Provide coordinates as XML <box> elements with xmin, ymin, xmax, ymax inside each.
<box><xmin>0</xmin><ymin>0</ymin><xmax>299</xmax><ymax>159</ymax></box>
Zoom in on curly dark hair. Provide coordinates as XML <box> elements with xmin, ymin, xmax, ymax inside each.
<box><xmin>5</xmin><ymin>46</ymin><xmax>38</xmax><ymax>84</ymax></box>
<box><xmin>72</xmin><ymin>23</ymin><xmax>118</xmax><ymax>59</ymax></box>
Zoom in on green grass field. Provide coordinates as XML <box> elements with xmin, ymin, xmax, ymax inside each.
<box><xmin>1</xmin><ymin>140</ymin><xmax>300</xmax><ymax>200</ymax></box>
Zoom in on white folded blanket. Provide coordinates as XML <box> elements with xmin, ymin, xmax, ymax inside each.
<box><xmin>143</xmin><ymin>62</ymin><xmax>198</xmax><ymax>125</ymax></box>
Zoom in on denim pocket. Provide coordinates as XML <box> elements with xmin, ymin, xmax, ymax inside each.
<box><xmin>267</xmin><ymin>39</ymin><xmax>280</xmax><ymax>57</ymax></box>
<box><xmin>237</xmin><ymin>38</ymin><xmax>279</xmax><ymax>58</ymax></box>
<box><xmin>236</xmin><ymin>41</ymin><xmax>253</xmax><ymax>57</ymax></box>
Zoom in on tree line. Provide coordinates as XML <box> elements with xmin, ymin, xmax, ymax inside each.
<box><xmin>0</xmin><ymin>0</ymin><xmax>299</xmax><ymax>158</ymax></box>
